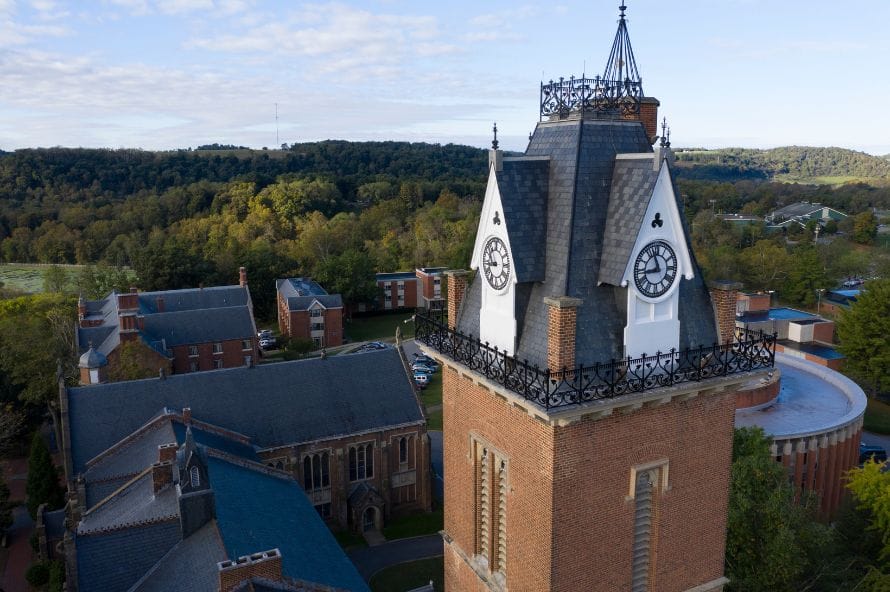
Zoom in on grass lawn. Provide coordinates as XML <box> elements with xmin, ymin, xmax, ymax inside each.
<box><xmin>426</xmin><ymin>409</ymin><xmax>442</xmax><ymax>431</ymax></box>
<box><xmin>419</xmin><ymin>373</ymin><xmax>442</xmax><ymax>407</ymax></box>
<box><xmin>333</xmin><ymin>529</ymin><xmax>366</xmax><ymax>550</ymax></box>
<box><xmin>382</xmin><ymin>505</ymin><xmax>444</xmax><ymax>540</ymax></box>
<box><xmin>0</xmin><ymin>264</ymin><xmax>82</xmax><ymax>293</ymax></box>
<box><xmin>345</xmin><ymin>312</ymin><xmax>416</xmax><ymax>343</ymax></box>
<box><xmin>864</xmin><ymin>397</ymin><xmax>890</xmax><ymax>434</ymax></box>
<box><xmin>369</xmin><ymin>556</ymin><xmax>444</xmax><ymax>592</ymax></box>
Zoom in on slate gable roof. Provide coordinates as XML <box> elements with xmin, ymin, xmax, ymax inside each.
<box><xmin>78</xmin><ymin>471</ymin><xmax>179</xmax><ymax>535</ymax></box>
<box><xmin>68</xmin><ymin>348</ymin><xmax>422</xmax><ymax>474</ymax></box>
<box><xmin>458</xmin><ymin>119</ymin><xmax>719</xmax><ymax>368</ymax></box>
<box><xmin>598</xmin><ymin>155</ymin><xmax>661</xmax><ymax>286</ymax></box>
<box><xmin>141</xmin><ymin>307</ymin><xmax>256</xmax><ymax>347</ymax></box>
<box><xmin>138</xmin><ymin>286</ymin><xmax>248</xmax><ymax>313</ymax></box>
<box><xmin>130</xmin><ymin>521</ymin><xmax>227</xmax><ymax>592</ymax></box>
<box><xmin>498</xmin><ymin>157</ymin><xmax>550</xmax><ymax>283</ymax></box>
<box><xmin>286</xmin><ymin>294</ymin><xmax>344</xmax><ymax>311</ymax></box>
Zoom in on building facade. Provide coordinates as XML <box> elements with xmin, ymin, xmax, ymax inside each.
<box><xmin>415</xmin><ymin>6</ymin><xmax>775</xmax><ymax>592</ymax></box>
<box><xmin>276</xmin><ymin>277</ymin><xmax>344</xmax><ymax>349</ymax></box>
<box><xmin>76</xmin><ymin>267</ymin><xmax>259</xmax><ymax>383</ymax></box>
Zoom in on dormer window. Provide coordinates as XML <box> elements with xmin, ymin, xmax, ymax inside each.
<box><xmin>310</xmin><ymin>308</ymin><xmax>322</xmax><ymax>318</ymax></box>
<box><xmin>190</xmin><ymin>465</ymin><xmax>200</xmax><ymax>487</ymax></box>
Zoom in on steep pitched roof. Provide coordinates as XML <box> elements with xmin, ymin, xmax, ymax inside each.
<box><xmin>77</xmin><ymin>472</ymin><xmax>179</xmax><ymax>535</ymax></box>
<box><xmin>598</xmin><ymin>155</ymin><xmax>660</xmax><ymax>286</ymax></box>
<box><xmin>141</xmin><ymin>307</ymin><xmax>256</xmax><ymax>347</ymax></box>
<box><xmin>497</xmin><ymin>157</ymin><xmax>550</xmax><ymax>283</ymax></box>
<box><xmin>138</xmin><ymin>286</ymin><xmax>249</xmax><ymax>313</ymax></box>
<box><xmin>67</xmin><ymin>348</ymin><xmax>422</xmax><ymax>473</ymax></box>
<box><xmin>130</xmin><ymin>521</ymin><xmax>227</xmax><ymax>592</ymax></box>
<box><xmin>276</xmin><ymin>278</ymin><xmax>329</xmax><ymax>298</ymax></box>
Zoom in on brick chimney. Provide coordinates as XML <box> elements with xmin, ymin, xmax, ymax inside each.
<box><xmin>158</xmin><ymin>443</ymin><xmax>178</xmax><ymax>463</ymax></box>
<box><xmin>445</xmin><ymin>270</ymin><xmax>470</xmax><ymax>330</ymax></box>
<box><xmin>182</xmin><ymin>407</ymin><xmax>192</xmax><ymax>424</ymax></box>
<box><xmin>77</xmin><ymin>296</ymin><xmax>87</xmax><ymax>326</ymax></box>
<box><xmin>710</xmin><ymin>281</ymin><xmax>743</xmax><ymax>345</ymax></box>
<box><xmin>156</xmin><ymin>296</ymin><xmax>165</xmax><ymax>313</ymax></box>
<box><xmin>544</xmin><ymin>296</ymin><xmax>582</xmax><ymax>373</ymax></box>
<box><xmin>239</xmin><ymin>266</ymin><xmax>247</xmax><ymax>287</ymax></box>
<box><xmin>637</xmin><ymin>97</ymin><xmax>660</xmax><ymax>144</ymax></box>
<box><xmin>151</xmin><ymin>460</ymin><xmax>173</xmax><ymax>494</ymax></box>
<box><xmin>218</xmin><ymin>549</ymin><xmax>283</xmax><ymax>592</ymax></box>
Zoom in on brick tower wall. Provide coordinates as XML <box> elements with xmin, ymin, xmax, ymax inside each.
<box><xmin>710</xmin><ymin>281</ymin><xmax>743</xmax><ymax>345</ymax></box>
<box><xmin>443</xmin><ymin>365</ymin><xmax>737</xmax><ymax>592</ymax></box>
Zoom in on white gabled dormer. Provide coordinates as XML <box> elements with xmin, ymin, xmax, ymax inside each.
<box><xmin>470</xmin><ymin>152</ymin><xmax>517</xmax><ymax>355</ymax></box>
<box><xmin>618</xmin><ymin>155</ymin><xmax>694</xmax><ymax>359</ymax></box>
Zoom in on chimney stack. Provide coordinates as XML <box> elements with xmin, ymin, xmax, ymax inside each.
<box><xmin>151</xmin><ymin>460</ymin><xmax>173</xmax><ymax>494</ymax></box>
<box><xmin>158</xmin><ymin>443</ymin><xmax>178</xmax><ymax>463</ymax></box>
<box><xmin>218</xmin><ymin>549</ymin><xmax>283</xmax><ymax>592</ymax></box>
<box><xmin>444</xmin><ymin>270</ymin><xmax>470</xmax><ymax>330</ymax></box>
<box><xmin>182</xmin><ymin>407</ymin><xmax>192</xmax><ymax>424</ymax></box>
<box><xmin>544</xmin><ymin>296</ymin><xmax>582</xmax><ymax>373</ymax></box>
<box><xmin>710</xmin><ymin>281</ymin><xmax>744</xmax><ymax>345</ymax></box>
<box><xmin>239</xmin><ymin>266</ymin><xmax>247</xmax><ymax>288</ymax></box>
<box><xmin>156</xmin><ymin>296</ymin><xmax>165</xmax><ymax>313</ymax></box>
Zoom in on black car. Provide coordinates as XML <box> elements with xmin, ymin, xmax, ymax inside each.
<box><xmin>859</xmin><ymin>442</ymin><xmax>888</xmax><ymax>464</ymax></box>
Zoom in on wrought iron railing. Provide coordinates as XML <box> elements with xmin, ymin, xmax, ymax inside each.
<box><xmin>415</xmin><ymin>311</ymin><xmax>776</xmax><ymax>411</ymax></box>
<box><xmin>540</xmin><ymin>75</ymin><xmax>643</xmax><ymax>120</ymax></box>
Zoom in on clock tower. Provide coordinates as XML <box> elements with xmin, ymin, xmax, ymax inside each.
<box><xmin>416</xmin><ymin>5</ymin><xmax>775</xmax><ymax>592</ymax></box>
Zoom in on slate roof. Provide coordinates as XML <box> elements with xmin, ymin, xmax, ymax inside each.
<box><xmin>211</xmin><ymin>455</ymin><xmax>369</xmax><ymax>592</ymax></box>
<box><xmin>285</xmin><ymin>294</ymin><xmax>344</xmax><ymax>311</ymax></box>
<box><xmin>78</xmin><ymin>472</ymin><xmax>179</xmax><ymax>535</ymax></box>
<box><xmin>130</xmin><ymin>521</ymin><xmax>227</xmax><ymax>592</ymax></box>
<box><xmin>598</xmin><ymin>155</ymin><xmax>660</xmax><ymax>286</ymax></box>
<box><xmin>79</xmin><ymin>346</ymin><xmax>108</xmax><ymax>369</ymax></box>
<box><xmin>141</xmin><ymin>307</ymin><xmax>256</xmax><ymax>347</ymax></box>
<box><xmin>76</xmin><ymin>519</ymin><xmax>181</xmax><ymax>592</ymax></box>
<box><xmin>67</xmin><ymin>348</ymin><xmax>422</xmax><ymax>474</ymax></box>
<box><xmin>276</xmin><ymin>278</ymin><xmax>329</xmax><ymax>298</ymax></box>
<box><xmin>458</xmin><ymin>118</ymin><xmax>719</xmax><ymax>368</ymax></box>
<box><xmin>138</xmin><ymin>286</ymin><xmax>249</xmax><ymax>314</ymax></box>
<box><xmin>498</xmin><ymin>157</ymin><xmax>550</xmax><ymax>282</ymax></box>
<box><xmin>376</xmin><ymin>272</ymin><xmax>417</xmax><ymax>282</ymax></box>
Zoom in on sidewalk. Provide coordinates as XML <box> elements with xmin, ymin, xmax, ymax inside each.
<box><xmin>1</xmin><ymin>457</ymin><xmax>34</xmax><ymax>592</ymax></box>
<box><xmin>348</xmin><ymin>534</ymin><xmax>443</xmax><ymax>581</ymax></box>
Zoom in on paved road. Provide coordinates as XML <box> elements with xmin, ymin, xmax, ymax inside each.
<box><xmin>429</xmin><ymin>431</ymin><xmax>443</xmax><ymax>501</ymax></box>
<box><xmin>348</xmin><ymin>534</ymin><xmax>443</xmax><ymax>580</ymax></box>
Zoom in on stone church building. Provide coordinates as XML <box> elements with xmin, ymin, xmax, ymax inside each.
<box><xmin>416</xmin><ymin>5</ymin><xmax>776</xmax><ymax>592</ymax></box>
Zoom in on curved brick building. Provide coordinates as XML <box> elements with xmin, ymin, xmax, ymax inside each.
<box><xmin>734</xmin><ymin>352</ymin><xmax>867</xmax><ymax>518</ymax></box>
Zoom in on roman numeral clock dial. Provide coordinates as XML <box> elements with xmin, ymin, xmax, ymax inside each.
<box><xmin>633</xmin><ymin>240</ymin><xmax>677</xmax><ymax>298</ymax></box>
<box><xmin>482</xmin><ymin>237</ymin><xmax>511</xmax><ymax>291</ymax></box>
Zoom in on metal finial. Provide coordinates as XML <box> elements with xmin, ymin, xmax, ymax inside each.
<box><xmin>619</xmin><ymin>2</ymin><xmax>627</xmax><ymax>19</ymax></box>
<box><xmin>492</xmin><ymin>122</ymin><xmax>499</xmax><ymax>150</ymax></box>
<box><xmin>666</xmin><ymin>126</ymin><xmax>671</xmax><ymax>147</ymax></box>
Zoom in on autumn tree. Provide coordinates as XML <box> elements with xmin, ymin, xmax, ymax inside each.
<box><xmin>852</xmin><ymin>211</ymin><xmax>879</xmax><ymax>245</ymax></box>
<box><xmin>837</xmin><ymin>279</ymin><xmax>890</xmax><ymax>396</ymax></box>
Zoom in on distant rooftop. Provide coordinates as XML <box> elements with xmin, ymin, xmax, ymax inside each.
<box><xmin>376</xmin><ymin>271</ymin><xmax>417</xmax><ymax>281</ymax></box>
<box><xmin>736</xmin><ymin>307</ymin><xmax>820</xmax><ymax>323</ymax></box>
<box><xmin>735</xmin><ymin>353</ymin><xmax>865</xmax><ymax>439</ymax></box>
<box><xmin>275</xmin><ymin>277</ymin><xmax>329</xmax><ymax>298</ymax></box>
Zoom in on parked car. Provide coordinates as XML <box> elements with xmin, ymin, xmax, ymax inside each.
<box><xmin>259</xmin><ymin>337</ymin><xmax>277</xmax><ymax>350</ymax></box>
<box><xmin>412</xmin><ymin>356</ymin><xmax>438</xmax><ymax>371</ymax></box>
<box><xmin>413</xmin><ymin>372</ymin><xmax>430</xmax><ymax>388</ymax></box>
<box><xmin>859</xmin><ymin>442</ymin><xmax>888</xmax><ymax>464</ymax></box>
<box><xmin>412</xmin><ymin>363</ymin><xmax>436</xmax><ymax>375</ymax></box>
<box><xmin>367</xmin><ymin>342</ymin><xmax>388</xmax><ymax>350</ymax></box>
<box><xmin>258</xmin><ymin>329</ymin><xmax>273</xmax><ymax>339</ymax></box>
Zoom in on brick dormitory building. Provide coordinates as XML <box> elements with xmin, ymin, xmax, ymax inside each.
<box><xmin>76</xmin><ymin>267</ymin><xmax>259</xmax><ymax>383</ymax></box>
<box><xmin>276</xmin><ymin>277</ymin><xmax>344</xmax><ymax>349</ymax></box>
<box><xmin>48</xmin><ymin>347</ymin><xmax>431</xmax><ymax>591</ymax></box>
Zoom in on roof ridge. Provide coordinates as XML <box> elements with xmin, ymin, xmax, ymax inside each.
<box><xmin>85</xmin><ymin>413</ymin><xmax>173</xmax><ymax>469</ymax></box>
<box><xmin>82</xmin><ymin>467</ymin><xmax>153</xmax><ymax>517</ymax></box>
<box><xmin>205</xmin><ymin>447</ymin><xmax>295</xmax><ymax>482</ymax></box>
<box><xmin>78</xmin><ymin>513</ymin><xmax>179</xmax><ymax>536</ymax></box>
<box><xmin>174</xmin><ymin>414</ymin><xmax>254</xmax><ymax>446</ymax></box>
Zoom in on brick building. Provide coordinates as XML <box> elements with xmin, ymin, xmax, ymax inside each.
<box><xmin>76</xmin><ymin>267</ymin><xmax>259</xmax><ymax>384</ymax></box>
<box><xmin>56</xmin><ymin>348</ymin><xmax>430</xmax><ymax>590</ymax></box>
<box><xmin>414</xmin><ymin>6</ymin><xmax>775</xmax><ymax>592</ymax></box>
<box><xmin>370</xmin><ymin>267</ymin><xmax>447</xmax><ymax>312</ymax></box>
<box><xmin>276</xmin><ymin>277</ymin><xmax>344</xmax><ymax>349</ymax></box>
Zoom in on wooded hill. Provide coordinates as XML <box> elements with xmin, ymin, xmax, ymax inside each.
<box><xmin>674</xmin><ymin>146</ymin><xmax>890</xmax><ymax>183</ymax></box>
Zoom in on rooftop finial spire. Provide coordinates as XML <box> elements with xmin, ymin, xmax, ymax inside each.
<box><xmin>492</xmin><ymin>122</ymin><xmax>499</xmax><ymax>150</ymax></box>
<box><xmin>660</xmin><ymin>116</ymin><xmax>668</xmax><ymax>147</ymax></box>
<box><xmin>619</xmin><ymin>2</ymin><xmax>627</xmax><ymax>19</ymax></box>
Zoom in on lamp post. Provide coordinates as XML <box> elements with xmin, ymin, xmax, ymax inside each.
<box><xmin>817</xmin><ymin>288</ymin><xmax>825</xmax><ymax>315</ymax></box>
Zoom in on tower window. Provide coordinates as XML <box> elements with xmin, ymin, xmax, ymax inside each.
<box><xmin>190</xmin><ymin>465</ymin><xmax>200</xmax><ymax>487</ymax></box>
<box><xmin>629</xmin><ymin>462</ymin><xmax>667</xmax><ymax>592</ymax></box>
<box><xmin>473</xmin><ymin>438</ymin><xmax>508</xmax><ymax>577</ymax></box>
<box><xmin>399</xmin><ymin>436</ymin><xmax>409</xmax><ymax>464</ymax></box>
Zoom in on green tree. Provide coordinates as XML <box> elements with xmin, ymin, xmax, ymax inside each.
<box><xmin>837</xmin><ymin>279</ymin><xmax>890</xmax><ymax>396</ymax></box>
<box><xmin>847</xmin><ymin>460</ymin><xmax>890</xmax><ymax>560</ymax></box>
<box><xmin>42</xmin><ymin>265</ymin><xmax>69</xmax><ymax>293</ymax></box>
<box><xmin>725</xmin><ymin>427</ymin><xmax>830</xmax><ymax>592</ymax></box>
<box><xmin>738</xmin><ymin>239</ymin><xmax>791</xmax><ymax>291</ymax></box>
<box><xmin>313</xmin><ymin>248</ymin><xmax>379</xmax><ymax>304</ymax></box>
<box><xmin>25</xmin><ymin>432</ymin><xmax>64</xmax><ymax>519</ymax></box>
<box><xmin>783</xmin><ymin>246</ymin><xmax>829</xmax><ymax>306</ymax></box>
<box><xmin>106</xmin><ymin>341</ymin><xmax>158</xmax><ymax>382</ymax></box>
<box><xmin>852</xmin><ymin>211</ymin><xmax>879</xmax><ymax>245</ymax></box>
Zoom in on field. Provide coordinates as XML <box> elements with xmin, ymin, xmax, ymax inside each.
<box><xmin>345</xmin><ymin>312</ymin><xmax>416</xmax><ymax>343</ymax></box>
<box><xmin>0</xmin><ymin>264</ymin><xmax>81</xmax><ymax>293</ymax></box>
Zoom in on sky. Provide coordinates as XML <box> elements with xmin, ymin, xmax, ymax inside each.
<box><xmin>1</xmin><ymin>0</ymin><xmax>889</xmax><ymax>154</ymax></box>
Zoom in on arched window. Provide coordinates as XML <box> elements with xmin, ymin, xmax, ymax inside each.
<box><xmin>399</xmin><ymin>437</ymin><xmax>408</xmax><ymax>464</ymax></box>
<box><xmin>190</xmin><ymin>465</ymin><xmax>200</xmax><ymax>487</ymax></box>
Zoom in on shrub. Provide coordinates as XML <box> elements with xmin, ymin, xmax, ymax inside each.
<box><xmin>25</xmin><ymin>561</ymin><xmax>50</xmax><ymax>586</ymax></box>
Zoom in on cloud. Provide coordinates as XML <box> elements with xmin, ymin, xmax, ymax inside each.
<box><xmin>105</xmin><ymin>0</ymin><xmax>250</xmax><ymax>16</ymax></box>
<box><xmin>188</xmin><ymin>3</ymin><xmax>451</xmax><ymax>79</ymax></box>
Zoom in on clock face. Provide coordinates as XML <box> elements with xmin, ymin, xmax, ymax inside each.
<box><xmin>633</xmin><ymin>240</ymin><xmax>678</xmax><ymax>298</ymax></box>
<box><xmin>482</xmin><ymin>236</ymin><xmax>511</xmax><ymax>291</ymax></box>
